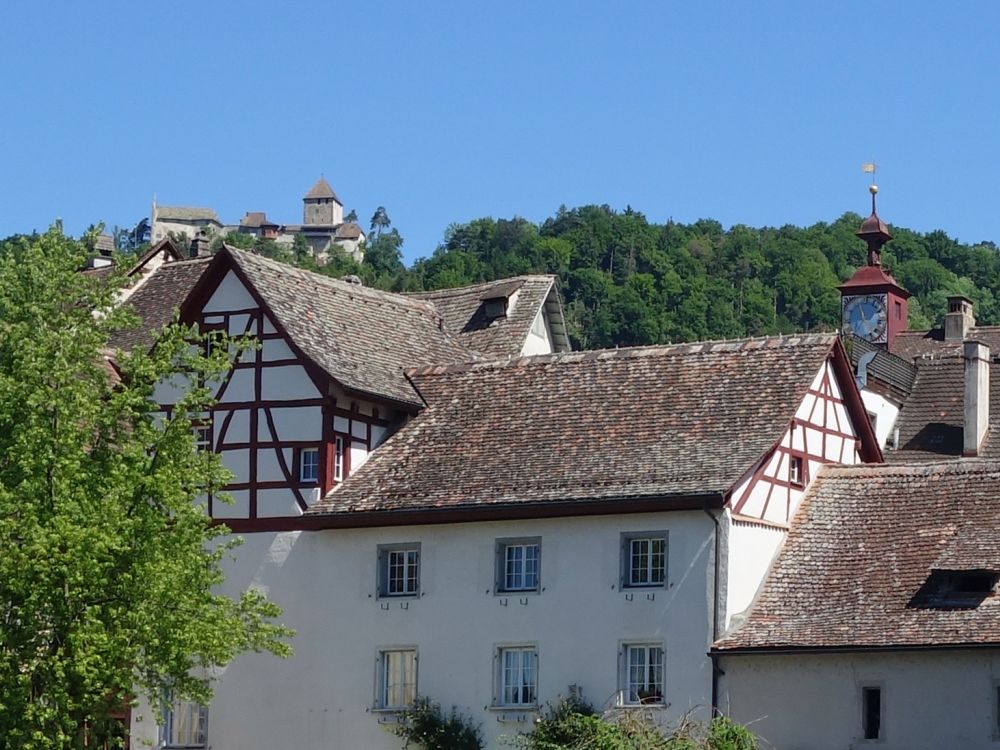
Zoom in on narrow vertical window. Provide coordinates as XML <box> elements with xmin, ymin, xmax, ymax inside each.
<box><xmin>300</xmin><ymin>447</ymin><xmax>319</xmax><ymax>483</ymax></box>
<box><xmin>622</xmin><ymin>644</ymin><xmax>664</xmax><ymax>705</ymax></box>
<box><xmin>378</xmin><ymin>649</ymin><xmax>417</xmax><ymax>709</ymax></box>
<box><xmin>161</xmin><ymin>694</ymin><xmax>208</xmax><ymax>748</ymax></box>
<box><xmin>789</xmin><ymin>455</ymin><xmax>804</xmax><ymax>487</ymax></box>
<box><xmin>496</xmin><ymin>646</ymin><xmax>537</xmax><ymax>707</ymax></box>
<box><xmin>194</xmin><ymin>425</ymin><xmax>211</xmax><ymax>452</ymax></box>
<box><xmin>334</xmin><ymin>436</ymin><xmax>344</xmax><ymax>481</ymax></box>
<box><xmin>862</xmin><ymin>686</ymin><xmax>881</xmax><ymax>740</ymax></box>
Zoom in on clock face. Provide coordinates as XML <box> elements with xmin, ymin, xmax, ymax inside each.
<box><xmin>842</xmin><ymin>294</ymin><xmax>888</xmax><ymax>343</ymax></box>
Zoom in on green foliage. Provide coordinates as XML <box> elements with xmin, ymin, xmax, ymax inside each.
<box><xmin>394</xmin><ymin>698</ymin><xmax>484</xmax><ymax>750</ymax></box>
<box><xmin>506</xmin><ymin>697</ymin><xmax>756</xmax><ymax>750</ymax></box>
<box><xmin>0</xmin><ymin>227</ymin><xmax>292</xmax><ymax>749</ymax></box>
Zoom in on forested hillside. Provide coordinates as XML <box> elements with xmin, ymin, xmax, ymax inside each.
<box><xmin>315</xmin><ymin>205</ymin><xmax>1000</xmax><ymax>350</ymax></box>
<box><xmin>19</xmin><ymin>204</ymin><xmax>1000</xmax><ymax>352</ymax></box>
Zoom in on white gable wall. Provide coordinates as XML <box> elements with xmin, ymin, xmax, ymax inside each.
<box><xmin>723</xmin><ymin>359</ymin><xmax>866</xmax><ymax>629</ymax></box>
<box><xmin>522</xmin><ymin>305</ymin><xmax>555</xmax><ymax>356</ymax></box>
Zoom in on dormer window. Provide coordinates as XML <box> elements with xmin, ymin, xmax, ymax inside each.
<box><xmin>483</xmin><ymin>297</ymin><xmax>508</xmax><ymax>320</ymax></box>
<box><xmin>909</xmin><ymin>569</ymin><xmax>998</xmax><ymax>609</ymax></box>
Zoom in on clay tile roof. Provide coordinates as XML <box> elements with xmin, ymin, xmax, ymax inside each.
<box><xmin>893</xmin><ymin>326</ymin><xmax>1000</xmax><ymax>361</ymax></box>
<box><xmin>306</xmin><ymin>333</ymin><xmax>839</xmax><ymax>518</ymax></box>
<box><xmin>222</xmin><ymin>247</ymin><xmax>474</xmax><ymax>406</ymax></box>
<box><xmin>304</xmin><ymin>177</ymin><xmax>341</xmax><ymax>204</ymax></box>
<box><xmin>108</xmin><ymin>257</ymin><xmax>213</xmax><ymax>351</ymax></box>
<box><xmin>886</xmin><ymin>356</ymin><xmax>1000</xmax><ymax>463</ymax></box>
<box><xmin>716</xmin><ymin>460</ymin><xmax>1000</xmax><ymax>651</ymax></box>
<box><xmin>408</xmin><ymin>276</ymin><xmax>569</xmax><ymax>357</ymax></box>
<box><xmin>155</xmin><ymin>206</ymin><xmax>221</xmax><ymax>223</ymax></box>
<box><xmin>334</xmin><ymin>222</ymin><xmax>363</xmax><ymax>240</ymax></box>
<box><xmin>240</xmin><ymin>212</ymin><xmax>274</xmax><ymax>228</ymax></box>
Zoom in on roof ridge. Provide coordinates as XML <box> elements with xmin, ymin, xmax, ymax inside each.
<box><xmin>824</xmin><ymin>458</ymin><xmax>1000</xmax><ymax>476</ymax></box>
<box><xmin>405</xmin><ymin>333</ymin><xmax>837</xmax><ymax>378</ymax></box>
<box><xmin>407</xmin><ymin>275</ymin><xmax>556</xmax><ymax>299</ymax></box>
<box><xmin>223</xmin><ymin>245</ymin><xmax>444</xmax><ymax>320</ymax></box>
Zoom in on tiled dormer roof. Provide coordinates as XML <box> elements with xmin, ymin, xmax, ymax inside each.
<box><xmin>307</xmin><ymin>334</ymin><xmax>842</xmax><ymax>518</ymax></box>
<box><xmin>716</xmin><ymin>461</ymin><xmax>1000</xmax><ymax>652</ymax></box>
<box><xmin>214</xmin><ymin>247</ymin><xmax>475</xmax><ymax>407</ymax></box>
<box><xmin>408</xmin><ymin>276</ymin><xmax>569</xmax><ymax>357</ymax></box>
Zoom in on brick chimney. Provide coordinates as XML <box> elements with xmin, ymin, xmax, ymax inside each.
<box><xmin>963</xmin><ymin>340</ymin><xmax>990</xmax><ymax>456</ymax></box>
<box><xmin>189</xmin><ymin>231</ymin><xmax>211</xmax><ymax>258</ymax></box>
<box><xmin>945</xmin><ymin>296</ymin><xmax>975</xmax><ymax>341</ymax></box>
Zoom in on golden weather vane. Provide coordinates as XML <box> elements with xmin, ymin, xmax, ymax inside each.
<box><xmin>861</xmin><ymin>162</ymin><xmax>877</xmax><ymax>188</ymax></box>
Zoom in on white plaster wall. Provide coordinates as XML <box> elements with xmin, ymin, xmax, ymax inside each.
<box><xmin>132</xmin><ymin>511</ymin><xmax>718</xmax><ymax>750</ymax></box>
<box><xmin>722</xmin><ymin>519</ymin><xmax>786</xmax><ymax>629</ymax></box>
<box><xmin>204</xmin><ymin>271</ymin><xmax>257</xmax><ymax>313</ymax></box>
<box><xmin>521</xmin><ymin>307</ymin><xmax>555</xmax><ymax>356</ymax></box>
<box><xmin>720</xmin><ymin>650</ymin><xmax>1000</xmax><ymax>750</ymax></box>
<box><xmin>860</xmin><ymin>389</ymin><xmax>901</xmax><ymax>449</ymax></box>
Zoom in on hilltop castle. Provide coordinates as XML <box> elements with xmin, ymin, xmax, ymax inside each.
<box><xmin>150</xmin><ymin>177</ymin><xmax>366</xmax><ymax>263</ymax></box>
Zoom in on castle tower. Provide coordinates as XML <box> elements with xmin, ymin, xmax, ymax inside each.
<box><xmin>303</xmin><ymin>177</ymin><xmax>343</xmax><ymax>226</ymax></box>
<box><xmin>838</xmin><ymin>185</ymin><xmax>911</xmax><ymax>350</ymax></box>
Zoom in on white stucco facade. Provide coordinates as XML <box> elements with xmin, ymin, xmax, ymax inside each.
<box><xmin>858</xmin><ymin>388</ymin><xmax>901</xmax><ymax>449</ymax></box>
<box><xmin>130</xmin><ymin>511</ymin><xmax>719</xmax><ymax>750</ymax></box>
<box><xmin>719</xmin><ymin>649</ymin><xmax>1000</xmax><ymax>750</ymax></box>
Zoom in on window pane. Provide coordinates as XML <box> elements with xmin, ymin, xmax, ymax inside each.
<box><xmin>385</xmin><ymin>548</ymin><xmax>418</xmax><ymax>595</ymax></box>
<box><xmin>502</xmin><ymin>543</ymin><xmax>539</xmax><ymax>591</ymax></box>
<box><xmin>165</xmin><ymin>697</ymin><xmax>207</xmax><ymax>746</ymax></box>
<box><xmin>500</xmin><ymin>648</ymin><xmax>536</xmax><ymax>706</ymax></box>
<box><xmin>625</xmin><ymin>645</ymin><xmax>663</xmax><ymax>704</ymax></box>
<box><xmin>383</xmin><ymin>650</ymin><xmax>416</xmax><ymax>708</ymax></box>
<box><xmin>627</xmin><ymin>537</ymin><xmax>665</xmax><ymax>586</ymax></box>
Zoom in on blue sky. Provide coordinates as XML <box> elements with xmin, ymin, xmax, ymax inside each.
<box><xmin>2</xmin><ymin>1</ymin><xmax>999</xmax><ymax>263</ymax></box>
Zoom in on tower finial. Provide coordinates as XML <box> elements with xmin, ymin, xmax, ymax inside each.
<box><xmin>856</xmin><ymin>165</ymin><xmax>891</xmax><ymax>267</ymax></box>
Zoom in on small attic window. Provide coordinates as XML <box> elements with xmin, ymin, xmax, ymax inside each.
<box><xmin>483</xmin><ymin>297</ymin><xmax>508</xmax><ymax>320</ymax></box>
<box><xmin>909</xmin><ymin>569</ymin><xmax>998</xmax><ymax>609</ymax></box>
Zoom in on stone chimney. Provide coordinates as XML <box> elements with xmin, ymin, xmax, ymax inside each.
<box><xmin>189</xmin><ymin>231</ymin><xmax>211</xmax><ymax>258</ymax></box>
<box><xmin>963</xmin><ymin>340</ymin><xmax>990</xmax><ymax>456</ymax></box>
<box><xmin>945</xmin><ymin>296</ymin><xmax>975</xmax><ymax>341</ymax></box>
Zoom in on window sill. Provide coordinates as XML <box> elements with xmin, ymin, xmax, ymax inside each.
<box><xmin>489</xmin><ymin>705</ymin><xmax>538</xmax><ymax>721</ymax></box>
<box><xmin>495</xmin><ymin>590</ymin><xmax>540</xmax><ymax>596</ymax></box>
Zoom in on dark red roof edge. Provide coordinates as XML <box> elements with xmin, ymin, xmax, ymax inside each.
<box><xmin>224</xmin><ymin>493</ymin><xmax>726</xmax><ymax>533</ymax></box>
<box><xmin>178</xmin><ymin>246</ymin><xmax>331</xmax><ymax>395</ymax></box>
<box><xmin>830</xmin><ymin>336</ymin><xmax>883</xmax><ymax>463</ymax></box>
<box><xmin>713</xmin><ymin>641</ymin><xmax>1000</xmax><ymax>656</ymax></box>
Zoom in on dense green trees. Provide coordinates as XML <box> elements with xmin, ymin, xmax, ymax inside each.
<box><xmin>0</xmin><ymin>229</ymin><xmax>290</xmax><ymax>749</ymax></box>
<box><xmin>391</xmin><ymin>206</ymin><xmax>1000</xmax><ymax>349</ymax></box>
<box><xmin>110</xmin><ymin>202</ymin><xmax>1000</xmax><ymax>350</ymax></box>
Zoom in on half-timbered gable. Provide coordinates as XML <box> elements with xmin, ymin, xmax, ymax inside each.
<box><xmin>144</xmin><ymin>246</ymin><xmax>480</xmax><ymax>528</ymax></box>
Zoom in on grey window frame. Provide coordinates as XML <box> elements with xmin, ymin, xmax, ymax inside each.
<box><xmin>619</xmin><ymin>641</ymin><xmax>665</xmax><ymax>706</ymax></box>
<box><xmin>495</xmin><ymin>537</ymin><xmax>541</xmax><ymax>594</ymax></box>
<box><xmin>859</xmin><ymin>682</ymin><xmax>884</xmax><ymax>742</ymax></box>
<box><xmin>493</xmin><ymin>644</ymin><xmax>539</xmax><ymax>708</ymax></box>
<box><xmin>620</xmin><ymin>531</ymin><xmax>668</xmax><ymax>589</ymax></box>
<box><xmin>375</xmin><ymin>647</ymin><xmax>418</xmax><ymax>710</ymax></box>
<box><xmin>377</xmin><ymin>542</ymin><xmax>421</xmax><ymax>598</ymax></box>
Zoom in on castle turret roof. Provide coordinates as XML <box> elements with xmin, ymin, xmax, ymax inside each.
<box><xmin>304</xmin><ymin>177</ymin><xmax>341</xmax><ymax>204</ymax></box>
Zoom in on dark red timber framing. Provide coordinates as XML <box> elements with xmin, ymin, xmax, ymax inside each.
<box><xmin>168</xmin><ymin>248</ymin><xmax>404</xmax><ymax>523</ymax></box>
<box><xmin>728</xmin><ymin>339</ymin><xmax>882</xmax><ymax>522</ymax></box>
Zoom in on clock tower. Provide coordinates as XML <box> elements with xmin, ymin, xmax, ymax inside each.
<box><xmin>838</xmin><ymin>185</ymin><xmax>911</xmax><ymax>350</ymax></box>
